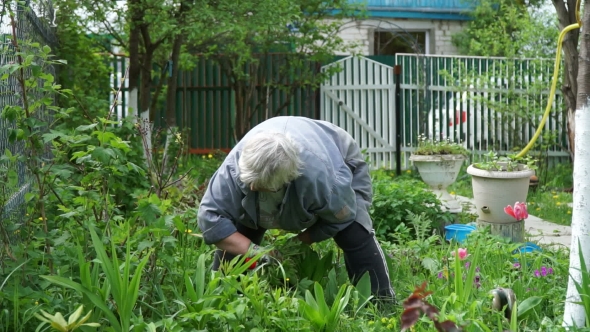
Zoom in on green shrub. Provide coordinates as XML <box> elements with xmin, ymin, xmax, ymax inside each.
<box><xmin>370</xmin><ymin>171</ymin><xmax>454</xmax><ymax>242</ymax></box>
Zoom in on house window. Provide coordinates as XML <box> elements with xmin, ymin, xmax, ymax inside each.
<box><xmin>373</xmin><ymin>31</ymin><xmax>428</xmax><ymax>56</ymax></box>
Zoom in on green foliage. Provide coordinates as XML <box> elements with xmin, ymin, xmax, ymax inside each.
<box><xmin>1</xmin><ymin>12</ymin><xmax>197</xmax><ymax>330</ymax></box>
<box><xmin>53</xmin><ymin>0</ymin><xmax>111</xmax><ymax>129</ymax></box>
<box><xmin>452</xmin><ymin>0</ymin><xmax>558</xmax><ymax>58</ymax></box>
<box><xmin>177</xmin><ymin>152</ymin><xmax>225</xmax><ymax>202</ymax></box>
<box><xmin>35</xmin><ymin>305</ymin><xmax>100</xmax><ymax>332</ymax></box>
<box><xmin>298</xmin><ymin>282</ymin><xmax>353</xmax><ymax>332</ymax></box>
<box><xmin>517</xmin><ymin>295</ymin><xmax>543</xmax><ymax>320</ymax></box>
<box><xmin>527</xmin><ymin>189</ymin><xmax>573</xmax><ymax>226</ymax></box>
<box><xmin>199</xmin><ymin>0</ymin><xmax>367</xmax><ymax>139</ymax></box>
<box><xmin>0</xmin><ymin>15</ymin><xmax>577</xmax><ymax>330</ymax></box>
<box><xmin>413</xmin><ymin>134</ymin><xmax>469</xmax><ymax>156</ymax></box>
<box><xmin>472</xmin><ymin>151</ymin><xmax>537</xmax><ymax>171</ymax></box>
<box><xmin>571</xmin><ymin>240</ymin><xmax>590</xmax><ymax>327</ymax></box>
<box><xmin>537</xmin><ymin>154</ymin><xmax>573</xmax><ymax>190</ymax></box>
<box><xmin>447</xmin><ymin>245</ymin><xmax>482</xmax><ymax>311</ymax></box>
<box><xmin>370</xmin><ymin>171</ymin><xmax>454</xmax><ymax>242</ymax></box>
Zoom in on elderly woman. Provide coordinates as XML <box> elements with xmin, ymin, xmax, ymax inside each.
<box><xmin>197</xmin><ymin>116</ymin><xmax>395</xmax><ymax>299</ymax></box>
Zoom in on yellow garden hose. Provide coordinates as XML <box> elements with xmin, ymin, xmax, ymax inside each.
<box><xmin>515</xmin><ymin>0</ymin><xmax>582</xmax><ymax>159</ymax></box>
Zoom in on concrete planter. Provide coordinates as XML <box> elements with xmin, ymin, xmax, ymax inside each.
<box><xmin>409</xmin><ymin>154</ymin><xmax>466</xmax><ymax>213</ymax></box>
<box><xmin>466</xmin><ymin>163</ymin><xmax>535</xmax><ymax>242</ymax></box>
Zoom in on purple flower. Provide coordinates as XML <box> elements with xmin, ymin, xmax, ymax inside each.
<box><xmin>465</xmin><ymin>262</ymin><xmax>471</xmax><ymax>269</ymax></box>
<box><xmin>534</xmin><ymin>270</ymin><xmax>541</xmax><ymax>277</ymax></box>
<box><xmin>513</xmin><ymin>263</ymin><xmax>521</xmax><ymax>269</ymax></box>
<box><xmin>541</xmin><ymin>266</ymin><xmax>548</xmax><ymax>277</ymax></box>
<box><xmin>549</xmin><ymin>267</ymin><xmax>554</xmax><ymax>274</ymax></box>
<box><xmin>475</xmin><ymin>266</ymin><xmax>480</xmax><ymax>273</ymax></box>
<box><xmin>438</xmin><ymin>272</ymin><xmax>443</xmax><ymax>279</ymax></box>
<box><xmin>473</xmin><ymin>275</ymin><xmax>481</xmax><ymax>289</ymax></box>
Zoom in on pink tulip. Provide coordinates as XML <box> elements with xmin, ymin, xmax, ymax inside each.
<box><xmin>504</xmin><ymin>202</ymin><xmax>528</xmax><ymax>221</ymax></box>
<box><xmin>516</xmin><ymin>202</ymin><xmax>528</xmax><ymax>219</ymax></box>
<box><xmin>451</xmin><ymin>248</ymin><xmax>468</xmax><ymax>260</ymax></box>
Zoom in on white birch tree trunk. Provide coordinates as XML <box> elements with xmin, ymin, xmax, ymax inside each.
<box><xmin>128</xmin><ymin>87</ymin><xmax>153</xmax><ymax>165</ymax></box>
<box><xmin>140</xmin><ymin>109</ymin><xmax>152</xmax><ymax>152</ymax></box>
<box><xmin>563</xmin><ymin>100</ymin><xmax>590</xmax><ymax>328</ymax></box>
<box><xmin>128</xmin><ymin>87</ymin><xmax>138</xmax><ymax>124</ymax></box>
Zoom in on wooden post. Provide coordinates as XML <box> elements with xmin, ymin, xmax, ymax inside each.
<box><xmin>476</xmin><ymin>219</ymin><xmax>524</xmax><ymax>243</ymax></box>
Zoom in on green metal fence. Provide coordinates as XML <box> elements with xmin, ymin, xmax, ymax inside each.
<box><xmin>395</xmin><ymin>53</ymin><xmax>569</xmax><ymax>162</ymax></box>
<box><xmin>110</xmin><ymin>54</ymin><xmax>320</xmax><ymax>153</ymax></box>
<box><xmin>109</xmin><ymin>53</ymin><xmax>570</xmax><ymax>163</ymax></box>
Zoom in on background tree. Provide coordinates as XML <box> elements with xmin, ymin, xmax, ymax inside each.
<box><xmin>551</xmin><ymin>0</ymin><xmax>580</xmax><ymax>162</ymax></box>
<box><xmin>55</xmin><ymin>0</ymin><xmax>363</xmax><ymax>147</ymax></box>
<box><xmin>204</xmin><ymin>0</ymin><xmax>363</xmax><ymax>141</ymax></box>
<box><xmin>453</xmin><ymin>0</ymin><xmax>555</xmax><ymax>58</ymax></box>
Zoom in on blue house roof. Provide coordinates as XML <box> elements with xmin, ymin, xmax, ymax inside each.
<box><xmin>348</xmin><ymin>0</ymin><xmax>476</xmax><ymax>21</ymax></box>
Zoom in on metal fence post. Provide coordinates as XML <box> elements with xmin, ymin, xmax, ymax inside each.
<box><xmin>394</xmin><ymin>65</ymin><xmax>402</xmax><ymax>175</ymax></box>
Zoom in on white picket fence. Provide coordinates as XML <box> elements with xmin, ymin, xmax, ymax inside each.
<box><xmin>321</xmin><ymin>56</ymin><xmax>396</xmax><ymax>169</ymax></box>
<box><xmin>320</xmin><ymin>54</ymin><xmax>569</xmax><ymax>169</ymax></box>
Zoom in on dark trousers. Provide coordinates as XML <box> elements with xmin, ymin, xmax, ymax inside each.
<box><xmin>212</xmin><ymin>221</ymin><xmax>395</xmax><ymax>299</ymax></box>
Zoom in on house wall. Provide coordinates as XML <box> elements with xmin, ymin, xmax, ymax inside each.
<box><xmin>335</xmin><ymin>18</ymin><xmax>466</xmax><ymax>56</ymax></box>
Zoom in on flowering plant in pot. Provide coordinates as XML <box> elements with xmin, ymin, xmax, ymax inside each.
<box><xmin>467</xmin><ymin>152</ymin><xmax>537</xmax><ymax>242</ymax></box>
<box><xmin>409</xmin><ymin>135</ymin><xmax>470</xmax><ymax>213</ymax></box>
<box><xmin>411</xmin><ymin>134</ymin><xmax>470</xmax><ymax>156</ymax></box>
<box><xmin>471</xmin><ymin>151</ymin><xmax>537</xmax><ymax>172</ymax></box>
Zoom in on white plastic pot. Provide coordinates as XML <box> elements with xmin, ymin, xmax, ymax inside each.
<box><xmin>409</xmin><ymin>154</ymin><xmax>466</xmax><ymax>213</ymax></box>
<box><xmin>466</xmin><ymin>163</ymin><xmax>535</xmax><ymax>242</ymax></box>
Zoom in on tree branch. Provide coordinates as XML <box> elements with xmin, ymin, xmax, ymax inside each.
<box><xmin>140</xmin><ymin>23</ymin><xmax>152</xmax><ymax>50</ymax></box>
<box><xmin>102</xmin><ymin>19</ymin><xmax>128</xmax><ymax>50</ymax></box>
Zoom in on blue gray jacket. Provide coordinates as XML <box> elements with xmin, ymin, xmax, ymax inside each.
<box><xmin>197</xmin><ymin>116</ymin><xmax>373</xmax><ymax>244</ymax></box>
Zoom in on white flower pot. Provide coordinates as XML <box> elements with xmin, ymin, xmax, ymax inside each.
<box><xmin>466</xmin><ymin>163</ymin><xmax>535</xmax><ymax>242</ymax></box>
<box><xmin>409</xmin><ymin>154</ymin><xmax>466</xmax><ymax>213</ymax></box>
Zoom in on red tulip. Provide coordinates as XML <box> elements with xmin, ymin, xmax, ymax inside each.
<box><xmin>504</xmin><ymin>202</ymin><xmax>528</xmax><ymax>221</ymax></box>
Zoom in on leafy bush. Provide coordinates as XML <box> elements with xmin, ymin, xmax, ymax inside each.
<box><xmin>370</xmin><ymin>171</ymin><xmax>454</xmax><ymax>242</ymax></box>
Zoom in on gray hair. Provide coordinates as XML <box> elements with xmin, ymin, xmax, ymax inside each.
<box><xmin>238</xmin><ymin>131</ymin><xmax>303</xmax><ymax>191</ymax></box>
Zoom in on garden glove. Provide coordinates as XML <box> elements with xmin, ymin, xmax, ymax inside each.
<box><xmin>246</xmin><ymin>242</ymin><xmax>282</xmax><ymax>269</ymax></box>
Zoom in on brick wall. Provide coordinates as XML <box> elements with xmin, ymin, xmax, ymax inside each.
<box><xmin>333</xmin><ymin>18</ymin><xmax>466</xmax><ymax>56</ymax></box>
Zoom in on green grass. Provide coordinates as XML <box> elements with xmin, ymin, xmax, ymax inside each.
<box><xmin>527</xmin><ymin>190</ymin><xmax>573</xmax><ymax>226</ymax></box>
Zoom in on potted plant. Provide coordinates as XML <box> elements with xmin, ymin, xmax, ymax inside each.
<box><xmin>409</xmin><ymin>134</ymin><xmax>469</xmax><ymax>213</ymax></box>
<box><xmin>466</xmin><ymin>151</ymin><xmax>536</xmax><ymax>242</ymax></box>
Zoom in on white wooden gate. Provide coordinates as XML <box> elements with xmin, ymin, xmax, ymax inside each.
<box><xmin>320</xmin><ymin>56</ymin><xmax>396</xmax><ymax>169</ymax></box>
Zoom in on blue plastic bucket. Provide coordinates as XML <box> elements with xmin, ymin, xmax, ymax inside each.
<box><xmin>445</xmin><ymin>224</ymin><xmax>477</xmax><ymax>243</ymax></box>
<box><xmin>512</xmin><ymin>242</ymin><xmax>542</xmax><ymax>255</ymax></box>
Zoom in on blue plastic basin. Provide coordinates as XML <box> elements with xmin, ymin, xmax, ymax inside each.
<box><xmin>445</xmin><ymin>224</ymin><xmax>477</xmax><ymax>243</ymax></box>
<box><xmin>512</xmin><ymin>242</ymin><xmax>542</xmax><ymax>255</ymax></box>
